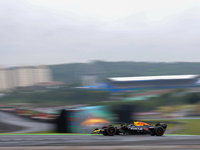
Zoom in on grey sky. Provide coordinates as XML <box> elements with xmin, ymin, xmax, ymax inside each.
<box><xmin>1</xmin><ymin>0</ymin><xmax>200</xmax><ymax>66</ymax></box>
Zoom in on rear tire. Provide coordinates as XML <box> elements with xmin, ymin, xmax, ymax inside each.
<box><xmin>155</xmin><ymin>126</ymin><xmax>164</xmax><ymax>136</ymax></box>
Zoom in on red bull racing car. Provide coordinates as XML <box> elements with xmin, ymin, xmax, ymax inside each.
<box><xmin>92</xmin><ymin>121</ymin><xmax>167</xmax><ymax>136</ymax></box>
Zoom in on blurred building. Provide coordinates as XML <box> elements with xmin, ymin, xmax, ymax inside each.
<box><xmin>0</xmin><ymin>66</ymin><xmax>52</xmax><ymax>91</ymax></box>
<box><xmin>81</xmin><ymin>76</ymin><xmax>97</xmax><ymax>87</ymax></box>
<box><xmin>0</xmin><ymin>69</ymin><xmax>10</xmax><ymax>91</ymax></box>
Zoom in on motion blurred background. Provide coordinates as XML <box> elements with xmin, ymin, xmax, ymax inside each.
<box><xmin>1</xmin><ymin>0</ymin><xmax>200</xmax><ymax>135</ymax></box>
<box><xmin>1</xmin><ymin>61</ymin><xmax>200</xmax><ymax>134</ymax></box>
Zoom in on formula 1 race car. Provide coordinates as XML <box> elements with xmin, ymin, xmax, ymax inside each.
<box><xmin>91</xmin><ymin>121</ymin><xmax>167</xmax><ymax>136</ymax></box>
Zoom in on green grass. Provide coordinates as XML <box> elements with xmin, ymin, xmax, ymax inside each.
<box><xmin>176</xmin><ymin>119</ymin><xmax>200</xmax><ymax>135</ymax></box>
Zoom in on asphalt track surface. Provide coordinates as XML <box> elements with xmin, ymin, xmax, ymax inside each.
<box><xmin>0</xmin><ymin>134</ymin><xmax>199</xmax><ymax>147</ymax></box>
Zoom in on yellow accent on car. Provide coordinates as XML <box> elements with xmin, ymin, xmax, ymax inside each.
<box><xmin>93</xmin><ymin>129</ymin><xmax>101</xmax><ymax>133</ymax></box>
<box><xmin>134</xmin><ymin>122</ymin><xmax>150</xmax><ymax>126</ymax></box>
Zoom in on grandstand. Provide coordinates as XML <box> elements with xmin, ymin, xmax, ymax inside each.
<box><xmin>107</xmin><ymin>75</ymin><xmax>199</xmax><ymax>90</ymax></box>
<box><xmin>82</xmin><ymin>75</ymin><xmax>200</xmax><ymax>92</ymax></box>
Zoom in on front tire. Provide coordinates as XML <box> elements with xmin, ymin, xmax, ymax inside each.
<box><xmin>106</xmin><ymin>126</ymin><xmax>116</xmax><ymax>136</ymax></box>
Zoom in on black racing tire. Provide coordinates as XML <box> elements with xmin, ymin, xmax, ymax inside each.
<box><xmin>155</xmin><ymin>126</ymin><xmax>165</xmax><ymax>136</ymax></box>
<box><xmin>106</xmin><ymin>126</ymin><xmax>116</xmax><ymax>136</ymax></box>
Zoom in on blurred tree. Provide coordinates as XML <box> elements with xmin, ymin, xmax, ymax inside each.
<box><xmin>186</xmin><ymin>93</ymin><xmax>200</xmax><ymax>104</ymax></box>
<box><xmin>50</xmin><ymin>61</ymin><xmax>200</xmax><ymax>83</ymax></box>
